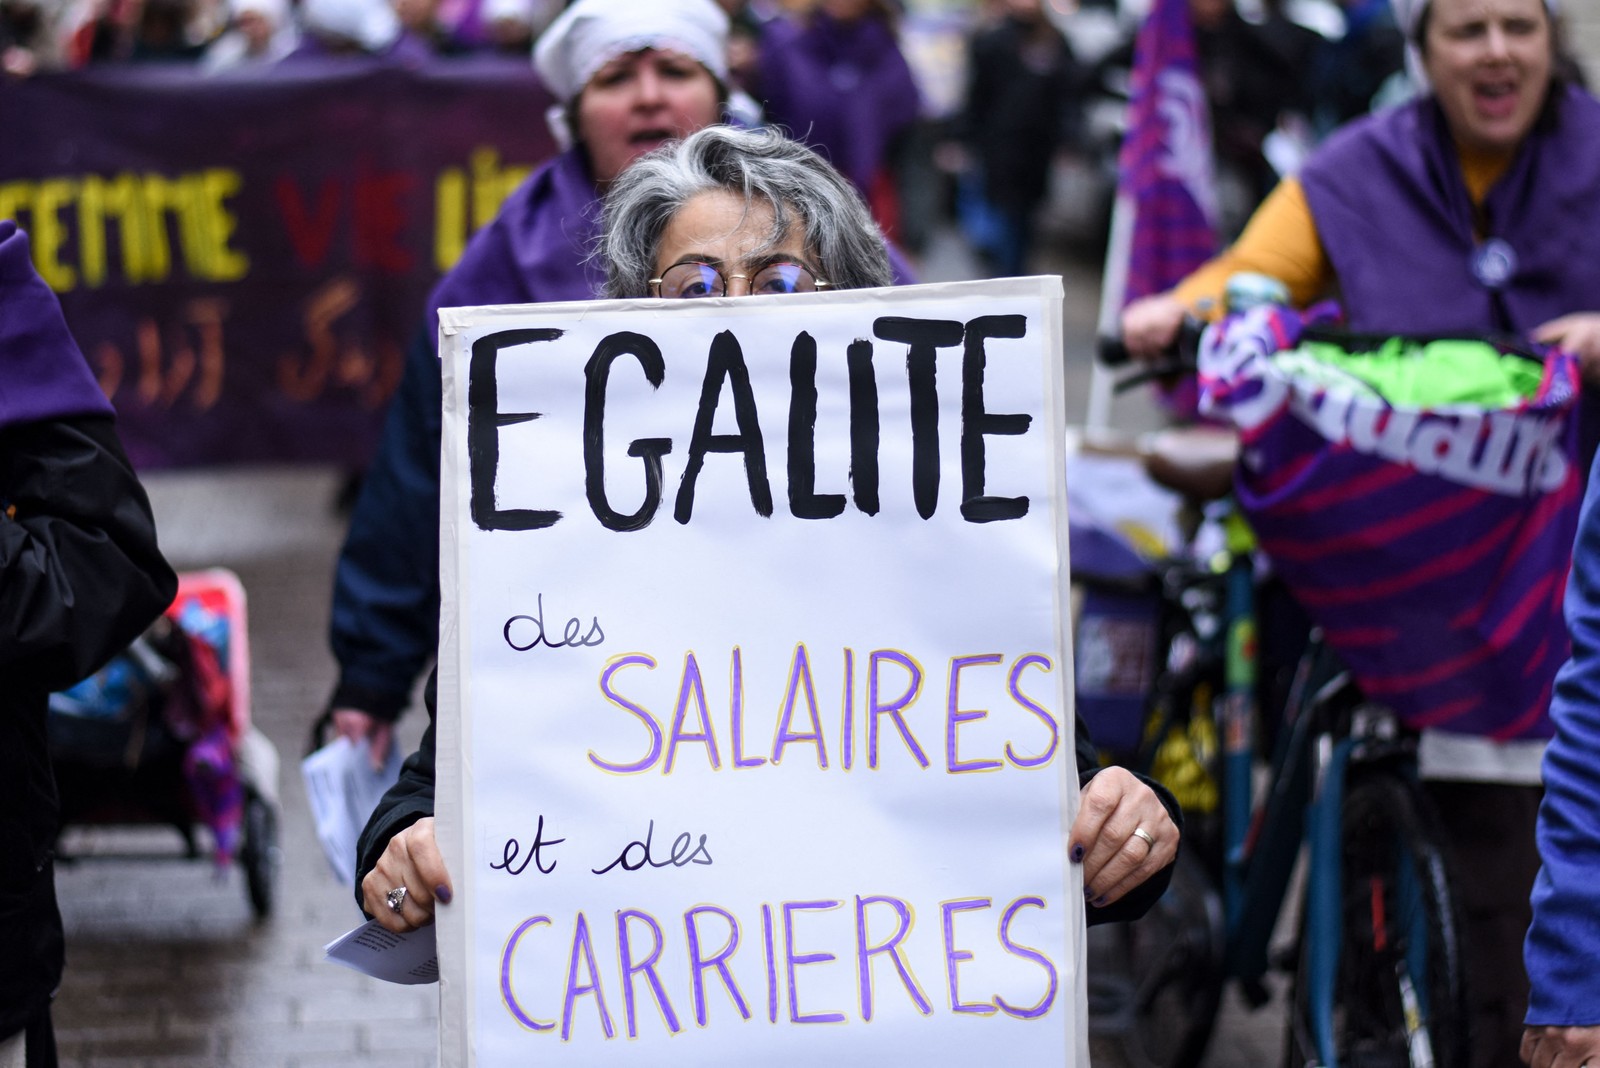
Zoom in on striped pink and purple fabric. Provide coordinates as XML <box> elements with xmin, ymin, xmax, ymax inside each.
<box><xmin>1199</xmin><ymin>306</ymin><xmax>1581</xmax><ymax>740</ymax></box>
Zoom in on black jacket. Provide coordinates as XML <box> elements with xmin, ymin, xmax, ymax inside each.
<box><xmin>358</xmin><ymin>672</ymin><xmax>1182</xmax><ymax>927</ymax></box>
<box><xmin>0</xmin><ymin>416</ymin><xmax>176</xmax><ymax>1038</ymax></box>
<box><xmin>960</xmin><ymin>14</ymin><xmax>1082</xmax><ymax>211</ymax></box>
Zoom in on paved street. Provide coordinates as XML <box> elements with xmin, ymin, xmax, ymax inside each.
<box><xmin>46</xmin><ymin>234</ymin><xmax>1284</xmax><ymax>1066</ymax></box>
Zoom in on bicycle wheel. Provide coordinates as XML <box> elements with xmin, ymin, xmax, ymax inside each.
<box><xmin>1095</xmin><ymin>850</ymin><xmax>1226</xmax><ymax>1068</ymax></box>
<box><xmin>1290</xmin><ymin>771</ymin><xmax>1467</xmax><ymax>1068</ymax></box>
<box><xmin>239</xmin><ymin>788</ymin><xmax>279</xmax><ymax>920</ymax></box>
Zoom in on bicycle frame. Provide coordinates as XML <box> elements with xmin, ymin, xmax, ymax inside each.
<box><xmin>1137</xmin><ymin>511</ymin><xmax>1448</xmax><ymax>1068</ymax></box>
<box><xmin>1097</xmin><ymin>302</ymin><xmax>1491</xmax><ymax>1068</ymax></box>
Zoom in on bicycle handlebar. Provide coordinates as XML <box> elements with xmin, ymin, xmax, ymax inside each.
<box><xmin>1095</xmin><ymin>334</ymin><xmax>1137</xmax><ymax>368</ymax></box>
<box><xmin>1097</xmin><ymin>317</ymin><xmax>1208</xmax><ymax>393</ymax></box>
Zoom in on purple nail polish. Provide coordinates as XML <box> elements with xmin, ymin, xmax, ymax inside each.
<box><xmin>1091</xmin><ymin>895</ymin><xmax>1108</xmax><ymax>908</ymax></box>
<box><xmin>1083</xmin><ymin>886</ymin><xmax>1094</xmax><ymax>899</ymax></box>
<box><xmin>435</xmin><ymin>884</ymin><xmax>453</xmax><ymax>905</ymax></box>
<box><xmin>1070</xmin><ymin>844</ymin><xmax>1085</xmax><ymax>862</ymax></box>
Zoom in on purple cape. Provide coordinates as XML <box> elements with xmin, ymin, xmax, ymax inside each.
<box><xmin>0</xmin><ymin>220</ymin><xmax>115</xmax><ymax>432</ymax></box>
<box><xmin>1301</xmin><ymin>85</ymin><xmax>1600</xmax><ymax>463</ymax></box>
<box><xmin>757</xmin><ymin>12</ymin><xmax>920</xmax><ymax>194</ymax></box>
<box><xmin>425</xmin><ymin>147</ymin><xmax>606</xmax><ymax>342</ymax></box>
<box><xmin>1300</xmin><ymin>86</ymin><xmax>1600</xmax><ymax>338</ymax></box>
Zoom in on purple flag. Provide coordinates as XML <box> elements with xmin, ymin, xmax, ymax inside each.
<box><xmin>0</xmin><ymin>59</ymin><xmax>557</xmax><ymax>469</ymax></box>
<box><xmin>1117</xmin><ymin>0</ymin><xmax>1219</xmax><ymax>305</ymax></box>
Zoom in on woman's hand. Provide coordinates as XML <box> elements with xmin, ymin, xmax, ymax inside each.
<box><xmin>331</xmin><ymin>706</ymin><xmax>395</xmax><ymax>771</ymax></box>
<box><xmin>1521</xmin><ymin>1024</ymin><xmax>1600</xmax><ymax>1068</ymax></box>
<box><xmin>1534</xmin><ymin>313</ymin><xmax>1600</xmax><ymax>386</ymax></box>
<box><xmin>1069</xmin><ymin>767</ymin><xmax>1180</xmax><ymax>908</ymax></box>
<box><xmin>1119</xmin><ymin>294</ymin><xmax>1189</xmax><ymax>363</ymax></box>
<box><xmin>361</xmin><ymin>817</ymin><xmax>453</xmax><ymax>932</ymax></box>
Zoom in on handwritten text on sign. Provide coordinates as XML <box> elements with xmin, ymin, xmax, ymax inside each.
<box><xmin>437</xmin><ymin>278</ymin><xmax>1084</xmax><ymax>1066</ymax></box>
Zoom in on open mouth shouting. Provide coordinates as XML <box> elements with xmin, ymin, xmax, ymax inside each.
<box><xmin>629</xmin><ymin>127</ymin><xmax>679</xmax><ymax>152</ymax></box>
<box><xmin>1473</xmin><ymin>78</ymin><xmax>1522</xmax><ymax>120</ymax></box>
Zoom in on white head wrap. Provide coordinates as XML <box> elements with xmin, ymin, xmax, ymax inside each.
<box><xmin>533</xmin><ymin>0</ymin><xmax>729</xmax><ymax>102</ymax></box>
<box><xmin>482</xmin><ymin>0</ymin><xmax>532</xmax><ymax>25</ymax></box>
<box><xmin>1391</xmin><ymin>0</ymin><xmax>1559</xmax><ymax>89</ymax></box>
<box><xmin>299</xmin><ymin>0</ymin><xmax>399</xmax><ymax>51</ymax></box>
<box><xmin>233</xmin><ymin>0</ymin><xmax>288</xmax><ymax>26</ymax></box>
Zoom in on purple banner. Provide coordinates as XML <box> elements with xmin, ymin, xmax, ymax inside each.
<box><xmin>0</xmin><ymin>59</ymin><xmax>557</xmax><ymax>468</ymax></box>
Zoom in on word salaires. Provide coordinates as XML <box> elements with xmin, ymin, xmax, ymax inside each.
<box><xmin>467</xmin><ymin>314</ymin><xmax>1036</xmax><ymax>532</ymax></box>
<box><xmin>588</xmin><ymin>645</ymin><xmax>1060</xmax><ymax>776</ymax></box>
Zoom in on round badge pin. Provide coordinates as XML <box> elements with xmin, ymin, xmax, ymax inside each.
<box><xmin>1471</xmin><ymin>238</ymin><xmax>1517</xmax><ymax>290</ymax></box>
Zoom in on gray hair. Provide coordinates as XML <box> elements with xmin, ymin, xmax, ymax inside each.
<box><xmin>598</xmin><ymin>125</ymin><xmax>894</xmax><ymax>299</ymax></box>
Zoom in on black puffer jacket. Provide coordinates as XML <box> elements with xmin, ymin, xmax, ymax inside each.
<box><xmin>0</xmin><ymin>415</ymin><xmax>177</xmax><ymax>1039</ymax></box>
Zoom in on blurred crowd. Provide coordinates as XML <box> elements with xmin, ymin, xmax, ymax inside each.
<box><xmin>1</xmin><ymin>0</ymin><xmax>1590</xmax><ymax>269</ymax></box>
<box><xmin>13</xmin><ymin>0</ymin><xmax>1587</xmax><ymax>293</ymax></box>
<box><xmin>0</xmin><ymin>0</ymin><xmax>564</xmax><ymax>72</ymax></box>
<box><xmin>0</xmin><ymin>0</ymin><xmax>1436</xmax><ymax>262</ymax></box>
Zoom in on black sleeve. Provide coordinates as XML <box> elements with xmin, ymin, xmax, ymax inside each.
<box><xmin>0</xmin><ymin>415</ymin><xmax>177</xmax><ymax>690</ymax></box>
<box><xmin>1076</xmin><ymin>715</ymin><xmax>1184</xmax><ymax>926</ymax></box>
<box><xmin>354</xmin><ymin>670</ymin><xmax>440</xmax><ymax>916</ymax></box>
<box><xmin>955</xmin><ymin>28</ymin><xmax>997</xmax><ymax>147</ymax></box>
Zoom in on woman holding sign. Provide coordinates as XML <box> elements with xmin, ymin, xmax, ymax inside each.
<box><xmin>357</xmin><ymin>126</ymin><xmax>1181</xmax><ymax>937</ymax></box>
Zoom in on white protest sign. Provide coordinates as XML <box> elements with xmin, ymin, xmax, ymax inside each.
<box><xmin>435</xmin><ymin>277</ymin><xmax>1084</xmax><ymax>1066</ymax></box>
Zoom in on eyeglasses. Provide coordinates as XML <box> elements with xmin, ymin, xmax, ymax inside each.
<box><xmin>649</xmin><ymin>261</ymin><xmax>829</xmax><ymax>299</ymax></box>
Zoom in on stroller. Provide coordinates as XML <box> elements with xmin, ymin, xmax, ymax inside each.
<box><xmin>48</xmin><ymin>568</ymin><xmax>282</xmax><ymax>919</ymax></box>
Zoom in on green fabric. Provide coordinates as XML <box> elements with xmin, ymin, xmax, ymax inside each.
<box><xmin>1272</xmin><ymin>337</ymin><xmax>1543</xmax><ymax>409</ymax></box>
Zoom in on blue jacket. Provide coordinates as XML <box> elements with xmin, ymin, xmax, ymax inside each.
<box><xmin>1527</xmin><ymin>448</ymin><xmax>1600</xmax><ymax>1025</ymax></box>
<box><xmin>328</xmin><ymin>148</ymin><xmax>604</xmax><ymax>719</ymax></box>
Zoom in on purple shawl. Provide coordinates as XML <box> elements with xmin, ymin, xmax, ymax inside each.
<box><xmin>0</xmin><ymin>220</ymin><xmax>115</xmax><ymax>432</ymax></box>
<box><xmin>756</xmin><ymin>12</ymin><xmax>920</xmax><ymax>195</ymax></box>
<box><xmin>425</xmin><ymin>146</ymin><xmax>606</xmax><ymax>345</ymax></box>
<box><xmin>1301</xmin><ymin>86</ymin><xmax>1600</xmax><ymax>464</ymax></box>
<box><xmin>1300</xmin><ymin>86</ymin><xmax>1600</xmax><ymax>338</ymax></box>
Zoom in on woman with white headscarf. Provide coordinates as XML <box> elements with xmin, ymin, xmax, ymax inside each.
<box><xmin>1113</xmin><ymin>0</ymin><xmax>1600</xmax><ymax>1064</ymax></box>
<box><xmin>1123</xmin><ymin>0</ymin><xmax>1600</xmax><ymax>386</ymax></box>
<box><xmin>199</xmin><ymin>0</ymin><xmax>295</xmax><ymax>70</ymax></box>
<box><xmin>335</xmin><ymin>0</ymin><xmax>732</xmax><ymax>867</ymax></box>
<box><xmin>340</xmin><ymin>0</ymin><xmax>917</xmax><ymax>928</ymax></box>
<box><xmin>1123</xmin><ymin>0</ymin><xmax>1600</xmax><ymax>390</ymax></box>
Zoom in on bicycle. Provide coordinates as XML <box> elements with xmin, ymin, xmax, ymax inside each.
<box><xmin>1079</xmin><ymin>317</ymin><xmax>1478</xmax><ymax>1068</ymax></box>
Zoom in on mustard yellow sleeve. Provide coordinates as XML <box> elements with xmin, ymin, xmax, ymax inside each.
<box><xmin>1172</xmin><ymin>177</ymin><xmax>1333</xmax><ymax>316</ymax></box>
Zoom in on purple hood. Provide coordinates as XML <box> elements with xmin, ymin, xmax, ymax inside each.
<box><xmin>0</xmin><ymin>220</ymin><xmax>115</xmax><ymax>432</ymax></box>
